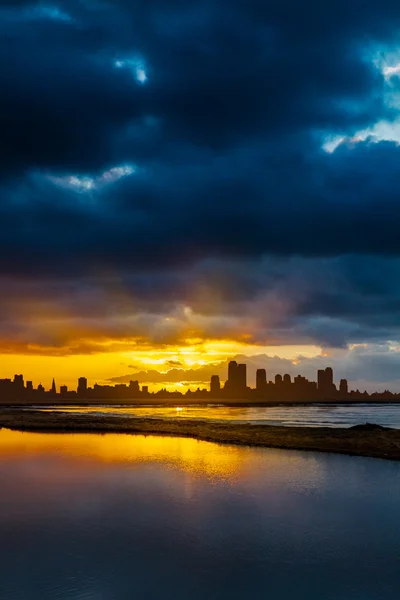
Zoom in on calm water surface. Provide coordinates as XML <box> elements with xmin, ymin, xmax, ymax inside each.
<box><xmin>40</xmin><ymin>403</ymin><xmax>400</xmax><ymax>428</ymax></box>
<box><xmin>0</xmin><ymin>429</ymin><xmax>399</xmax><ymax>599</ymax></box>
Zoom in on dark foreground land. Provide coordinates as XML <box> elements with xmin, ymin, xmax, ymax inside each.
<box><xmin>1</xmin><ymin>410</ymin><xmax>400</xmax><ymax>461</ymax></box>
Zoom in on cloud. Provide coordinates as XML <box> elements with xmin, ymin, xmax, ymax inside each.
<box><xmin>1</xmin><ymin>0</ymin><xmax>400</xmax><ymax>383</ymax></box>
<box><xmin>0</xmin><ymin>253</ymin><xmax>400</xmax><ymax>355</ymax></box>
<box><xmin>1</xmin><ymin>1</ymin><xmax>400</xmax><ymax>271</ymax></box>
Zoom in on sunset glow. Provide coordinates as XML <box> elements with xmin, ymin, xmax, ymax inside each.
<box><xmin>0</xmin><ymin>341</ymin><xmax>322</xmax><ymax>391</ymax></box>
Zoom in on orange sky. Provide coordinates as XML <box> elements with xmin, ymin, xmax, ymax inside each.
<box><xmin>0</xmin><ymin>341</ymin><xmax>322</xmax><ymax>391</ymax></box>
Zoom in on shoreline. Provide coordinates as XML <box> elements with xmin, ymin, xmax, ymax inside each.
<box><xmin>1</xmin><ymin>410</ymin><xmax>400</xmax><ymax>461</ymax></box>
<box><xmin>3</xmin><ymin>399</ymin><xmax>400</xmax><ymax>408</ymax></box>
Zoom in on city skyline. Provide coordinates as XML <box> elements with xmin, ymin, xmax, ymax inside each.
<box><xmin>2</xmin><ymin>361</ymin><xmax>400</xmax><ymax>403</ymax></box>
<box><xmin>3</xmin><ymin>347</ymin><xmax>400</xmax><ymax>394</ymax></box>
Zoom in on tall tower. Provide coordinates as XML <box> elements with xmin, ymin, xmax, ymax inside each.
<box><xmin>317</xmin><ymin>369</ymin><xmax>326</xmax><ymax>392</ymax></box>
<box><xmin>78</xmin><ymin>377</ymin><xmax>88</xmax><ymax>396</ymax></box>
<box><xmin>51</xmin><ymin>378</ymin><xmax>57</xmax><ymax>395</ymax></box>
<box><xmin>228</xmin><ymin>361</ymin><xmax>238</xmax><ymax>385</ymax></box>
<box><xmin>339</xmin><ymin>379</ymin><xmax>348</xmax><ymax>396</ymax></box>
<box><xmin>210</xmin><ymin>375</ymin><xmax>221</xmax><ymax>396</ymax></box>
<box><xmin>13</xmin><ymin>374</ymin><xmax>24</xmax><ymax>390</ymax></box>
<box><xmin>325</xmin><ymin>367</ymin><xmax>333</xmax><ymax>387</ymax></box>
<box><xmin>318</xmin><ymin>367</ymin><xmax>335</xmax><ymax>398</ymax></box>
<box><xmin>256</xmin><ymin>369</ymin><xmax>267</xmax><ymax>391</ymax></box>
<box><xmin>237</xmin><ymin>364</ymin><xmax>247</xmax><ymax>388</ymax></box>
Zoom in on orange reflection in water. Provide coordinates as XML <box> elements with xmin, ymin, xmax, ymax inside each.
<box><xmin>0</xmin><ymin>428</ymin><xmax>248</xmax><ymax>481</ymax></box>
<box><xmin>0</xmin><ymin>429</ymin><xmax>325</xmax><ymax>490</ymax></box>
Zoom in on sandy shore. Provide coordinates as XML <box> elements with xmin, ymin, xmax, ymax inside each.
<box><xmin>1</xmin><ymin>409</ymin><xmax>400</xmax><ymax>461</ymax></box>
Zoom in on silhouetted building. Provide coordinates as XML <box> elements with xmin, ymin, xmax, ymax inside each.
<box><xmin>318</xmin><ymin>367</ymin><xmax>336</xmax><ymax>399</ymax></box>
<box><xmin>317</xmin><ymin>369</ymin><xmax>325</xmax><ymax>390</ymax></box>
<box><xmin>13</xmin><ymin>374</ymin><xmax>24</xmax><ymax>391</ymax></box>
<box><xmin>78</xmin><ymin>377</ymin><xmax>87</xmax><ymax>396</ymax></box>
<box><xmin>339</xmin><ymin>379</ymin><xmax>348</xmax><ymax>396</ymax></box>
<box><xmin>237</xmin><ymin>364</ymin><xmax>247</xmax><ymax>388</ymax></box>
<box><xmin>210</xmin><ymin>375</ymin><xmax>221</xmax><ymax>396</ymax></box>
<box><xmin>0</xmin><ymin>379</ymin><xmax>12</xmax><ymax>399</ymax></box>
<box><xmin>129</xmin><ymin>380</ymin><xmax>140</xmax><ymax>396</ymax></box>
<box><xmin>228</xmin><ymin>361</ymin><xmax>238</xmax><ymax>384</ymax></box>
<box><xmin>224</xmin><ymin>360</ymin><xmax>247</xmax><ymax>397</ymax></box>
<box><xmin>256</xmin><ymin>369</ymin><xmax>267</xmax><ymax>391</ymax></box>
<box><xmin>0</xmin><ymin>362</ymin><xmax>394</xmax><ymax>404</ymax></box>
<box><xmin>325</xmin><ymin>367</ymin><xmax>333</xmax><ymax>387</ymax></box>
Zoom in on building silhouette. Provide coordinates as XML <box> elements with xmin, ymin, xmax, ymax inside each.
<box><xmin>224</xmin><ymin>361</ymin><xmax>247</xmax><ymax>397</ymax></box>
<box><xmin>237</xmin><ymin>364</ymin><xmax>247</xmax><ymax>388</ymax></box>
<box><xmin>78</xmin><ymin>377</ymin><xmax>87</xmax><ymax>396</ymax></box>
<box><xmin>256</xmin><ymin>369</ymin><xmax>267</xmax><ymax>393</ymax></box>
<box><xmin>318</xmin><ymin>367</ymin><xmax>336</xmax><ymax>399</ymax></box>
<box><xmin>14</xmin><ymin>374</ymin><xmax>24</xmax><ymax>391</ymax></box>
<box><xmin>339</xmin><ymin>379</ymin><xmax>348</xmax><ymax>396</ymax></box>
<box><xmin>0</xmin><ymin>362</ymin><xmax>397</xmax><ymax>404</ymax></box>
<box><xmin>210</xmin><ymin>375</ymin><xmax>221</xmax><ymax>396</ymax></box>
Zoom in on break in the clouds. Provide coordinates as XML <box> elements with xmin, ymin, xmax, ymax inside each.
<box><xmin>2</xmin><ymin>0</ymin><xmax>400</xmax><ymax>383</ymax></box>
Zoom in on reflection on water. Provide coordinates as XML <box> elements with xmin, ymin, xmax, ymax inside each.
<box><xmin>39</xmin><ymin>402</ymin><xmax>400</xmax><ymax>428</ymax></box>
<box><xmin>0</xmin><ymin>429</ymin><xmax>248</xmax><ymax>481</ymax></box>
<box><xmin>0</xmin><ymin>429</ymin><xmax>399</xmax><ymax>599</ymax></box>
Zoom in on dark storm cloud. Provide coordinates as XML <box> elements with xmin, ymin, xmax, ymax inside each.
<box><xmin>0</xmin><ymin>0</ymin><xmax>392</xmax><ymax>179</ymax></box>
<box><xmin>2</xmin><ymin>0</ymin><xmax>400</xmax><ymax>357</ymax></box>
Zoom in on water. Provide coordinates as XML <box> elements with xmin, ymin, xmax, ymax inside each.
<box><xmin>37</xmin><ymin>402</ymin><xmax>400</xmax><ymax>428</ymax></box>
<box><xmin>0</xmin><ymin>429</ymin><xmax>399</xmax><ymax>599</ymax></box>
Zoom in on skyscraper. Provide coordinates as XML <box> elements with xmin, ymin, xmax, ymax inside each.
<box><xmin>210</xmin><ymin>375</ymin><xmax>221</xmax><ymax>396</ymax></box>
<box><xmin>339</xmin><ymin>379</ymin><xmax>348</xmax><ymax>396</ymax></box>
<box><xmin>129</xmin><ymin>380</ymin><xmax>140</xmax><ymax>396</ymax></box>
<box><xmin>256</xmin><ymin>369</ymin><xmax>267</xmax><ymax>391</ymax></box>
<box><xmin>317</xmin><ymin>367</ymin><xmax>336</xmax><ymax>398</ymax></box>
<box><xmin>51</xmin><ymin>378</ymin><xmax>57</xmax><ymax>395</ymax></box>
<box><xmin>228</xmin><ymin>361</ymin><xmax>238</xmax><ymax>385</ymax></box>
<box><xmin>13</xmin><ymin>374</ymin><xmax>24</xmax><ymax>390</ymax></box>
<box><xmin>78</xmin><ymin>377</ymin><xmax>87</xmax><ymax>396</ymax></box>
<box><xmin>325</xmin><ymin>367</ymin><xmax>333</xmax><ymax>387</ymax></box>
<box><xmin>237</xmin><ymin>364</ymin><xmax>247</xmax><ymax>388</ymax></box>
<box><xmin>317</xmin><ymin>369</ymin><xmax>325</xmax><ymax>391</ymax></box>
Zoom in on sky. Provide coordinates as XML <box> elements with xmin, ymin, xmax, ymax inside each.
<box><xmin>3</xmin><ymin>0</ymin><xmax>400</xmax><ymax>391</ymax></box>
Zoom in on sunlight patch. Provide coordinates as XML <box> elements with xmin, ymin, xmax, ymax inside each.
<box><xmin>322</xmin><ymin>54</ymin><xmax>400</xmax><ymax>154</ymax></box>
<box><xmin>114</xmin><ymin>57</ymin><xmax>148</xmax><ymax>84</ymax></box>
<box><xmin>322</xmin><ymin>121</ymin><xmax>400</xmax><ymax>154</ymax></box>
<box><xmin>47</xmin><ymin>164</ymin><xmax>136</xmax><ymax>193</ymax></box>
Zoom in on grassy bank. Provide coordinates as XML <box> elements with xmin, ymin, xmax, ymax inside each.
<box><xmin>0</xmin><ymin>410</ymin><xmax>400</xmax><ymax>461</ymax></box>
